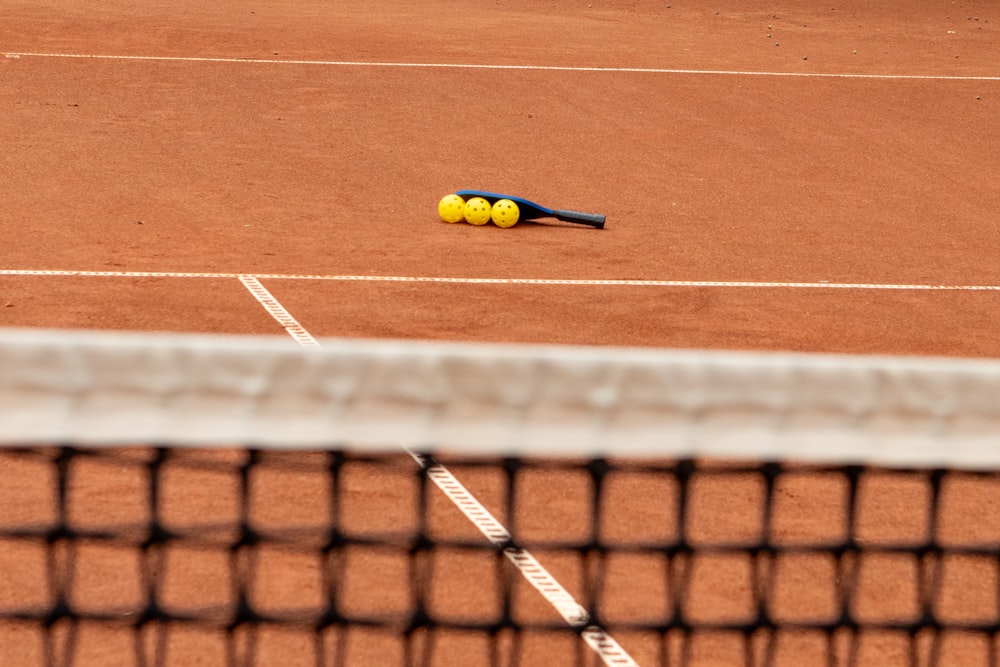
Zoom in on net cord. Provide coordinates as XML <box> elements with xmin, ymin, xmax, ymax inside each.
<box><xmin>2</xmin><ymin>328</ymin><xmax>999</xmax><ymax>468</ymax></box>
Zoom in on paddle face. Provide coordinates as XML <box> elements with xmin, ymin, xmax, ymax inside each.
<box><xmin>455</xmin><ymin>190</ymin><xmax>606</xmax><ymax>229</ymax></box>
<box><xmin>455</xmin><ymin>190</ymin><xmax>554</xmax><ymax>220</ymax></box>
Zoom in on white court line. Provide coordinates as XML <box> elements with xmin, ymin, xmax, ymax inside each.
<box><xmin>408</xmin><ymin>449</ymin><xmax>639</xmax><ymax>667</ymax></box>
<box><xmin>3</xmin><ymin>268</ymin><xmax>1000</xmax><ymax>291</ymax></box>
<box><xmin>237</xmin><ymin>275</ymin><xmax>320</xmax><ymax>348</ymax></box>
<box><xmin>5</xmin><ymin>51</ymin><xmax>1000</xmax><ymax>81</ymax></box>
<box><xmin>239</xmin><ymin>274</ymin><xmax>639</xmax><ymax>667</ymax></box>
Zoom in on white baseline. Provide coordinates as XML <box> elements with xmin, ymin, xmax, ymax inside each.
<box><xmin>5</xmin><ymin>51</ymin><xmax>1000</xmax><ymax>81</ymax></box>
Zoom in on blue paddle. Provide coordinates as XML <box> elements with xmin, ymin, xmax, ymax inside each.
<box><xmin>456</xmin><ymin>190</ymin><xmax>606</xmax><ymax>229</ymax></box>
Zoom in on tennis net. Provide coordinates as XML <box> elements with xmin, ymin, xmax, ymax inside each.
<box><xmin>2</xmin><ymin>327</ymin><xmax>1000</xmax><ymax>667</ymax></box>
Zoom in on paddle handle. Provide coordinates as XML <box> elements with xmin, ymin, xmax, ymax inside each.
<box><xmin>554</xmin><ymin>210</ymin><xmax>606</xmax><ymax>229</ymax></box>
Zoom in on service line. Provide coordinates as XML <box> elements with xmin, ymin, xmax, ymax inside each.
<box><xmin>2</xmin><ymin>268</ymin><xmax>1000</xmax><ymax>291</ymax></box>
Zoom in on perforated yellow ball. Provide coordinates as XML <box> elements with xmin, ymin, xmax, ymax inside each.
<box><xmin>463</xmin><ymin>197</ymin><xmax>493</xmax><ymax>226</ymax></box>
<box><xmin>438</xmin><ymin>194</ymin><xmax>466</xmax><ymax>223</ymax></box>
<box><xmin>491</xmin><ymin>199</ymin><xmax>520</xmax><ymax>228</ymax></box>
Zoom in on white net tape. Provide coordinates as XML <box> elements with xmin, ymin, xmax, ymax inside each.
<box><xmin>2</xmin><ymin>327</ymin><xmax>999</xmax><ymax>467</ymax></box>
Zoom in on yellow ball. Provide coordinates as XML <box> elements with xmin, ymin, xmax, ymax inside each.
<box><xmin>438</xmin><ymin>194</ymin><xmax>466</xmax><ymax>223</ymax></box>
<box><xmin>491</xmin><ymin>199</ymin><xmax>520</xmax><ymax>228</ymax></box>
<box><xmin>463</xmin><ymin>197</ymin><xmax>493</xmax><ymax>226</ymax></box>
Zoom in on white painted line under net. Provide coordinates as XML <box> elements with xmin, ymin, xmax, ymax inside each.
<box><xmin>239</xmin><ymin>275</ymin><xmax>640</xmax><ymax>666</ymax></box>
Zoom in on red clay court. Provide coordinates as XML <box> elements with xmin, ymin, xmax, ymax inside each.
<box><xmin>2</xmin><ymin>1</ymin><xmax>999</xmax><ymax>666</ymax></box>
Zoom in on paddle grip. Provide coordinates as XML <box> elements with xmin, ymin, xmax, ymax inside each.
<box><xmin>553</xmin><ymin>210</ymin><xmax>606</xmax><ymax>229</ymax></box>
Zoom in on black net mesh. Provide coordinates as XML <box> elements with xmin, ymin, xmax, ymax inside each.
<box><xmin>3</xmin><ymin>445</ymin><xmax>1000</xmax><ymax>666</ymax></box>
